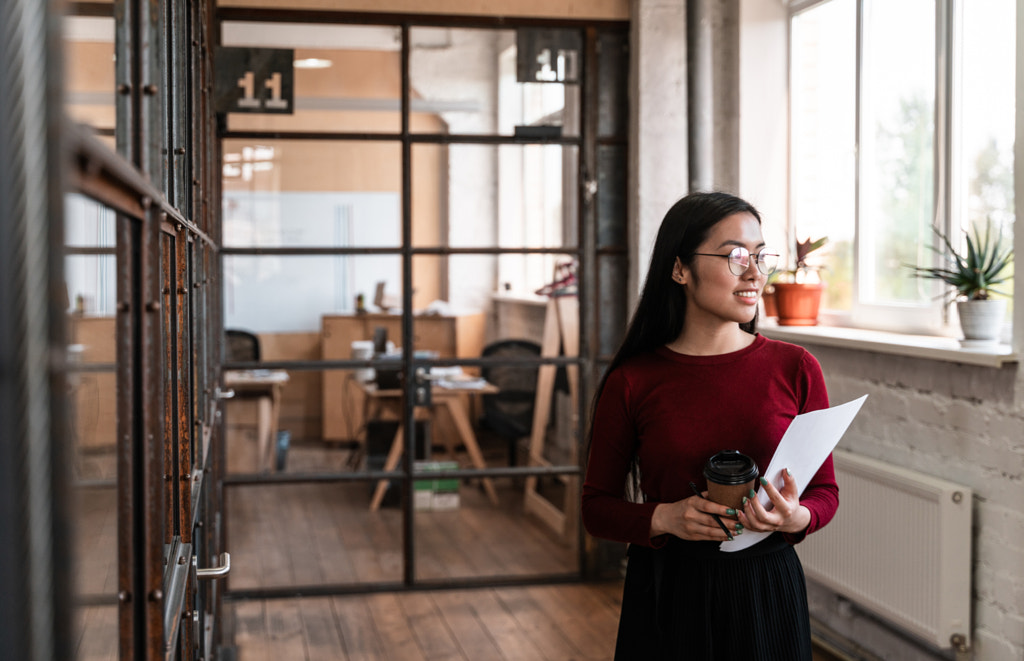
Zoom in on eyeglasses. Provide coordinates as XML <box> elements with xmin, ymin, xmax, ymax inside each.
<box><xmin>692</xmin><ymin>246</ymin><xmax>780</xmax><ymax>276</ymax></box>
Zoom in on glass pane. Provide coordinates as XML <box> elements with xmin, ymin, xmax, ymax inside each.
<box><xmin>412</xmin><ymin>143</ymin><xmax>578</xmax><ymax>254</ymax></box>
<box><xmin>411</xmin><ymin>255</ymin><xmax>579</xmax><ymax>580</ymax></box>
<box><xmin>65</xmin><ymin>197</ymin><xmax>117</xmax><ymax>317</ymax></box>
<box><xmin>413</xmin><ymin>478</ymin><xmax>578</xmax><ymax>580</ymax></box>
<box><xmin>222</xmin><ymin>22</ymin><xmax>402</xmax><ymax>133</ymax></box>
<box><xmin>63</xmin><ymin>16</ymin><xmax>115</xmax><ymax>132</ymax></box>
<box><xmin>597</xmin><ymin>144</ymin><xmax>627</xmax><ymax>249</ymax></box>
<box><xmin>408</xmin><ymin>254</ymin><xmax>499</xmax><ymax>356</ymax></box>
<box><xmin>790</xmin><ymin>0</ymin><xmax>855</xmax><ymax>310</ymax></box>
<box><xmin>66</xmin><ymin>195</ymin><xmax>118</xmax><ymax>660</ymax></box>
<box><xmin>597</xmin><ymin>31</ymin><xmax>629</xmax><ymax>138</ymax></box>
<box><xmin>225</xmin><ymin>255</ymin><xmax>404</xmax><ymax>332</ymax></box>
<box><xmin>222</xmin><ymin>140</ymin><xmax>402</xmax><ymax>248</ymax></box>
<box><xmin>410</xmin><ymin>27</ymin><xmax>580</xmax><ymax>137</ymax></box>
<box><xmin>66</xmin><ymin>305</ymin><xmax>118</xmax><ymax>469</ymax></box>
<box><xmin>956</xmin><ymin>0</ymin><xmax>1015</xmax><ymax>307</ymax></box>
<box><xmin>598</xmin><ymin>254</ymin><xmax>628</xmax><ymax>357</ymax></box>
<box><xmin>225</xmin><ymin>483</ymin><xmax>403</xmax><ymax>587</ymax></box>
<box><xmin>859</xmin><ymin>0</ymin><xmax>935</xmax><ymax>305</ymax></box>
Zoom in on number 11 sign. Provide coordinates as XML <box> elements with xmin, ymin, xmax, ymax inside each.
<box><xmin>214</xmin><ymin>47</ymin><xmax>294</xmax><ymax>115</ymax></box>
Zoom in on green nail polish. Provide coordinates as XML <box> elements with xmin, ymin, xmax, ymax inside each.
<box><xmin>735</xmin><ymin>529</ymin><xmax>743</xmax><ymax>535</ymax></box>
<box><xmin>735</xmin><ymin>523</ymin><xmax>744</xmax><ymax>530</ymax></box>
<box><xmin>786</xmin><ymin>468</ymin><xmax>792</xmax><ymax>477</ymax></box>
<box><xmin>759</xmin><ymin>477</ymin><xmax>768</xmax><ymax>486</ymax></box>
<box><xmin>749</xmin><ymin>489</ymin><xmax>756</xmax><ymax>498</ymax></box>
<box><xmin>742</xmin><ymin>496</ymin><xmax>748</xmax><ymax>505</ymax></box>
<box><xmin>726</xmin><ymin>508</ymin><xmax>737</xmax><ymax>516</ymax></box>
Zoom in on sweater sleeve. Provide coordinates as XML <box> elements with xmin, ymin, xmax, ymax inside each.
<box><xmin>581</xmin><ymin>369</ymin><xmax>661</xmax><ymax>547</ymax></box>
<box><xmin>783</xmin><ymin>350</ymin><xmax>839</xmax><ymax>544</ymax></box>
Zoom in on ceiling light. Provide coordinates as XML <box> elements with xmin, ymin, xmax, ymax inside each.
<box><xmin>294</xmin><ymin>58</ymin><xmax>332</xmax><ymax>69</ymax></box>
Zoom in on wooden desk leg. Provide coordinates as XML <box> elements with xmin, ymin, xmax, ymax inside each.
<box><xmin>442</xmin><ymin>399</ymin><xmax>499</xmax><ymax>506</ymax></box>
<box><xmin>267</xmin><ymin>383</ymin><xmax>282</xmax><ymax>472</ymax></box>
<box><xmin>369</xmin><ymin>423</ymin><xmax>404</xmax><ymax>512</ymax></box>
<box><xmin>256</xmin><ymin>394</ymin><xmax>272</xmax><ymax>474</ymax></box>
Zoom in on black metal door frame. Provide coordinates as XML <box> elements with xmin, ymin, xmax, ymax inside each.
<box><xmin>216</xmin><ymin>8</ymin><xmax>629</xmax><ymax>600</ymax></box>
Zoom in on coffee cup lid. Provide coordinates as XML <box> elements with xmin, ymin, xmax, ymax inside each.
<box><xmin>703</xmin><ymin>450</ymin><xmax>759</xmax><ymax>485</ymax></box>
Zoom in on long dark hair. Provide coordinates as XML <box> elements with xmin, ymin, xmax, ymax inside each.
<box><xmin>586</xmin><ymin>192</ymin><xmax>763</xmax><ymax>496</ymax></box>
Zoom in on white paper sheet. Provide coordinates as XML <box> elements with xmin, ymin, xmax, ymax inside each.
<box><xmin>719</xmin><ymin>394</ymin><xmax>868</xmax><ymax>552</ymax></box>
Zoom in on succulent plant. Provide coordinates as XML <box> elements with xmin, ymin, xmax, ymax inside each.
<box><xmin>775</xmin><ymin>236</ymin><xmax>828</xmax><ymax>284</ymax></box>
<box><xmin>906</xmin><ymin>220</ymin><xmax>1013</xmax><ymax>301</ymax></box>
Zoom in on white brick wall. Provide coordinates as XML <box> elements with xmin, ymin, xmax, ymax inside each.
<box><xmin>802</xmin><ymin>344</ymin><xmax>1024</xmax><ymax>661</ymax></box>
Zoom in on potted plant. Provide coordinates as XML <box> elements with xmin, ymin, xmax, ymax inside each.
<box><xmin>769</xmin><ymin>236</ymin><xmax>828</xmax><ymax>326</ymax></box>
<box><xmin>906</xmin><ymin>220</ymin><xmax>1013</xmax><ymax>345</ymax></box>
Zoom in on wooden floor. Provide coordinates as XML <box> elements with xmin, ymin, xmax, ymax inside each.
<box><xmin>70</xmin><ymin>437</ymin><xmax>842</xmax><ymax>661</ymax></box>
<box><xmin>225</xmin><ymin>583</ymin><xmax>622</xmax><ymax>661</ymax></box>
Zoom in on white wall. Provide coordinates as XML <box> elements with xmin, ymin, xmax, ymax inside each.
<box><xmin>807</xmin><ymin>347</ymin><xmax>1024</xmax><ymax>661</ymax></box>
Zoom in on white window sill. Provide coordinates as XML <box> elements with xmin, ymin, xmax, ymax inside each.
<box><xmin>759</xmin><ymin>321</ymin><xmax>1018</xmax><ymax>368</ymax></box>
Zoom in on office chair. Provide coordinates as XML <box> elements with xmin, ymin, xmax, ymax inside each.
<box><xmin>479</xmin><ymin>338</ymin><xmax>541</xmax><ymax>467</ymax></box>
<box><xmin>225</xmin><ymin>329</ymin><xmax>261</xmax><ymax>363</ymax></box>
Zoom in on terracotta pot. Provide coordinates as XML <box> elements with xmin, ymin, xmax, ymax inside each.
<box><xmin>762</xmin><ymin>287</ymin><xmax>778</xmax><ymax>317</ymax></box>
<box><xmin>772</xmin><ymin>282</ymin><xmax>824</xmax><ymax>326</ymax></box>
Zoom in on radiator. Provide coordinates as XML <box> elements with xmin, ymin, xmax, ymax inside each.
<box><xmin>796</xmin><ymin>448</ymin><xmax>973</xmax><ymax>650</ymax></box>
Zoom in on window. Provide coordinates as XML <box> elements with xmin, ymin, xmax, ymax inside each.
<box><xmin>790</xmin><ymin>0</ymin><xmax>1015</xmax><ymax>336</ymax></box>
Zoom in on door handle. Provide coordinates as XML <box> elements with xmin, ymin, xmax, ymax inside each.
<box><xmin>215</xmin><ymin>387</ymin><xmax>235</xmax><ymax>400</ymax></box>
<box><xmin>195</xmin><ymin>552</ymin><xmax>230</xmax><ymax>579</ymax></box>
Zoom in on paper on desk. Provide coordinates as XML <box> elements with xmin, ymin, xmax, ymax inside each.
<box><xmin>720</xmin><ymin>394</ymin><xmax>868</xmax><ymax>553</ymax></box>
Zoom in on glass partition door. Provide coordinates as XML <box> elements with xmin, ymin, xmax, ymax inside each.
<box><xmin>218</xmin><ymin>15</ymin><xmax>628</xmax><ymax>599</ymax></box>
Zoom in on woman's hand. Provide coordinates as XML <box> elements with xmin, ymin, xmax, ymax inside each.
<box><xmin>737</xmin><ymin>468</ymin><xmax>810</xmax><ymax>534</ymax></box>
<box><xmin>650</xmin><ymin>493</ymin><xmax>739</xmax><ymax>541</ymax></box>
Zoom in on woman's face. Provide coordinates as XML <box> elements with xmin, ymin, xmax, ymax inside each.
<box><xmin>674</xmin><ymin>212</ymin><xmax>767</xmax><ymax>328</ymax></box>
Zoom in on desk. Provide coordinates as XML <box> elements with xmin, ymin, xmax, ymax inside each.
<box><xmin>224</xmin><ymin>369</ymin><xmax>290</xmax><ymax>473</ymax></box>
<box><xmin>364</xmin><ymin>381</ymin><xmax>500</xmax><ymax>511</ymax></box>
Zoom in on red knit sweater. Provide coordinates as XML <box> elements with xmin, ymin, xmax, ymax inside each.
<box><xmin>582</xmin><ymin>334</ymin><xmax>838</xmax><ymax>548</ymax></box>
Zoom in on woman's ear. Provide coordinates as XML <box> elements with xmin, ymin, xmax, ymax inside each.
<box><xmin>672</xmin><ymin>257</ymin><xmax>688</xmax><ymax>285</ymax></box>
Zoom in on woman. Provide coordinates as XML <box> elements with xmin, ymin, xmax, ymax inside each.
<box><xmin>581</xmin><ymin>192</ymin><xmax>838</xmax><ymax>659</ymax></box>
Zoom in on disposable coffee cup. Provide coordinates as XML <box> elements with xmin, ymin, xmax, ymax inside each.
<box><xmin>703</xmin><ymin>450</ymin><xmax>759</xmax><ymax>516</ymax></box>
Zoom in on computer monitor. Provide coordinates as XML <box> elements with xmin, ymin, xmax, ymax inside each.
<box><xmin>372</xmin><ymin>326</ymin><xmax>388</xmax><ymax>355</ymax></box>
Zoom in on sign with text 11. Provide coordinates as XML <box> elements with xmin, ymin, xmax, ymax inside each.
<box><xmin>215</xmin><ymin>47</ymin><xmax>294</xmax><ymax>114</ymax></box>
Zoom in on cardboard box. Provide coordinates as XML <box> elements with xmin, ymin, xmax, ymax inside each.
<box><xmin>414</xmin><ymin>461</ymin><xmax>460</xmax><ymax>511</ymax></box>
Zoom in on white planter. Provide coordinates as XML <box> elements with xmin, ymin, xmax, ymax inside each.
<box><xmin>956</xmin><ymin>299</ymin><xmax>1007</xmax><ymax>345</ymax></box>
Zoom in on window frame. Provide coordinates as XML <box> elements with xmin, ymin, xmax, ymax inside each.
<box><xmin>787</xmin><ymin>0</ymin><xmax>1015</xmax><ymax>341</ymax></box>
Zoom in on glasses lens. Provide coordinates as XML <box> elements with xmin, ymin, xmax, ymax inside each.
<box><xmin>727</xmin><ymin>247</ymin><xmax>750</xmax><ymax>275</ymax></box>
<box><xmin>758</xmin><ymin>250</ymin><xmax>780</xmax><ymax>275</ymax></box>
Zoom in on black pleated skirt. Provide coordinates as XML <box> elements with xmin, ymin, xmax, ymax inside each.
<box><xmin>614</xmin><ymin>533</ymin><xmax>812</xmax><ymax>660</ymax></box>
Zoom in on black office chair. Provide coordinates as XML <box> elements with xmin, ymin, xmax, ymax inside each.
<box><xmin>479</xmin><ymin>338</ymin><xmax>542</xmax><ymax>467</ymax></box>
<box><xmin>225</xmin><ymin>329</ymin><xmax>261</xmax><ymax>363</ymax></box>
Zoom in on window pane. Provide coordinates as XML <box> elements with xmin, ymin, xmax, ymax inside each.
<box><xmin>790</xmin><ymin>0</ymin><xmax>856</xmax><ymax>310</ymax></box>
<box><xmin>409</xmin><ymin>27</ymin><xmax>580</xmax><ymax>137</ymax></box>
<box><xmin>224</xmin><ymin>255</ymin><xmax>403</xmax><ymax>332</ymax></box>
<box><xmin>955</xmin><ymin>0</ymin><xmax>1015</xmax><ymax>307</ymax></box>
<box><xmin>63</xmin><ymin>16</ymin><xmax>115</xmax><ymax>132</ymax></box>
<box><xmin>410</xmin><ymin>143</ymin><xmax>578</xmax><ymax>298</ymax></box>
<box><xmin>222</xmin><ymin>139</ymin><xmax>402</xmax><ymax>248</ymax></box>
<box><xmin>66</xmin><ymin>195</ymin><xmax>119</xmax><ymax>661</ymax></box>
<box><xmin>859</xmin><ymin>0</ymin><xmax>935</xmax><ymax>306</ymax></box>
<box><xmin>222</xmin><ymin>22</ymin><xmax>402</xmax><ymax>133</ymax></box>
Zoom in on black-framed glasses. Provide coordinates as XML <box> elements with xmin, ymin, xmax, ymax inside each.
<box><xmin>693</xmin><ymin>246</ymin><xmax>780</xmax><ymax>276</ymax></box>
